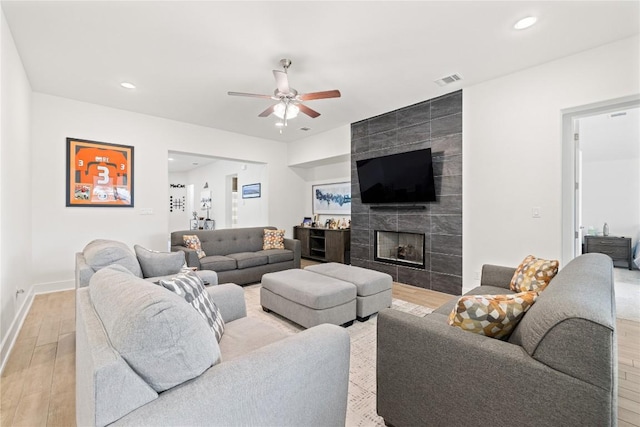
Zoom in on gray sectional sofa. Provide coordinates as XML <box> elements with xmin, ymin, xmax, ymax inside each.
<box><xmin>170</xmin><ymin>226</ymin><xmax>300</xmax><ymax>285</ymax></box>
<box><xmin>76</xmin><ymin>265</ymin><xmax>350</xmax><ymax>426</ymax></box>
<box><xmin>377</xmin><ymin>253</ymin><xmax>617</xmax><ymax>427</ymax></box>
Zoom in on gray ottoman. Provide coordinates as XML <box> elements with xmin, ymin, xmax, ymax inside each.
<box><xmin>305</xmin><ymin>263</ymin><xmax>392</xmax><ymax>321</ymax></box>
<box><xmin>261</xmin><ymin>269</ymin><xmax>357</xmax><ymax>329</ymax></box>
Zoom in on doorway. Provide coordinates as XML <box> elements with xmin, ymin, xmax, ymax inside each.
<box><xmin>561</xmin><ymin>95</ymin><xmax>640</xmax><ymax>265</ymax></box>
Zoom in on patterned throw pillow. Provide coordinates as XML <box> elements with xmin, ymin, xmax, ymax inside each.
<box><xmin>263</xmin><ymin>229</ymin><xmax>285</xmax><ymax>250</ymax></box>
<box><xmin>183</xmin><ymin>235</ymin><xmax>206</xmax><ymax>259</ymax></box>
<box><xmin>158</xmin><ymin>271</ymin><xmax>225</xmax><ymax>342</ymax></box>
<box><xmin>510</xmin><ymin>255</ymin><xmax>559</xmax><ymax>292</ymax></box>
<box><xmin>448</xmin><ymin>291</ymin><xmax>538</xmax><ymax>340</ymax></box>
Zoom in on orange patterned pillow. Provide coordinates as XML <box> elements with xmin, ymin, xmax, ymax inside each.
<box><xmin>449</xmin><ymin>291</ymin><xmax>538</xmax><ymax>340</ymax></box>
<box><xmin>183</xmin><ymin>235</ymin><xmax>206</xmax><ymax>259</ymax></box>
<box><xmin>263</xmin><ymin>229</ymin><xmax>285</xmax><ymax>250</ymax></box>
<box><xmin>509</xmin><ymin>255</ymin><xmax>559</xmax><ymax>293</ymax></box>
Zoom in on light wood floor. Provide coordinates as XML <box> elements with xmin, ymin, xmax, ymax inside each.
<box><xmin>1</xmin><ymin>284</ymin><xmax>639</xmax><ymax>426</ymax></box>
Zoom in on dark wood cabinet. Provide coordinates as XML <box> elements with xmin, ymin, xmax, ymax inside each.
<box><xmin>584</xmin><ymin>235</ymin><xmax>632</xmax><ymax>270</ymax></box>
<box><xmin>294</xmin><ymin>226</ymin><xmax>350</xmax><ymax>264</ymax></box>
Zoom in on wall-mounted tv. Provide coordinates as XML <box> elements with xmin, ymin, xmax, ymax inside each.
<box><xmin>356</xmin><ymin>148</ymin><xmax>436</xmax><ymax>204</ymax></box>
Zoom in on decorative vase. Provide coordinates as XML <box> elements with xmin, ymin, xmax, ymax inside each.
<box><xmin>603</xmin><ymin>223</ymin><xmax>609</xmax><ymax>237</ymax></box>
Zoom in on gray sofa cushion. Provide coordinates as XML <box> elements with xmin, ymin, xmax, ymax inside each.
<box><xmin>227</xmin><ymin>252</ymin><xmax>268</xmax><ymax>269</ymax></box>
<box><xmin>219</xmin><ymin>316</ymin><xmax>288</xmax><ymax>361</ymax></box>
<box><xmin>200</xmin><ymin>255</ymin><xmax>237</xmax><ymax>272</ymax></box>
<box><xmin>83</xmin><ymin>239</ymin><xmax>143</xmax><ymax>278</ymax></box>
<box><xmin>89</xmin><ymin>265</ymin><xmax>220</xmax><ymax>392</ymax></box>
<box><xmin>256</xmin><ymin>249</ymin><xmax>294</xmax><ymax>264</ymax></box>
<box><xmin>134</xmin><ymin>244</ymin><xmax>185</xmax><ymax>278</ymax></box>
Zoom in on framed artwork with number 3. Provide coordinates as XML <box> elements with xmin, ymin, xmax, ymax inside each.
<box><xmin>66</xmin><ymin>137</ymin><xmax>134</xmax><ymax>207</ymax></box>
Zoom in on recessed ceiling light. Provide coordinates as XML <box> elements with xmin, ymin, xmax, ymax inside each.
<box><xmin>275</xmin><ymin>122</ymin><xmax>284</xmax><ymax>127</ymax></box>
<box><xmin>514</xmin><ymin>16</ymin><xmax>537</xmax><ymax>30</ymax></box>
<box><xmin>120</xmin><ymin>82</ymin><xmax>136</xmax><ymax>89</ymax></box>
<box><xmin>168</xmin><ymin>158</ymin><xmax>174</xmax><ymax>161</ymax></box>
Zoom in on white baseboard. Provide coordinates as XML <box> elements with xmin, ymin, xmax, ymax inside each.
<box><xmin>0</xmin><ymin>279</ymin><xmax>74</xmax><ymax>374</ymax></box>
<box><xmin>0</xmin><ymin>287</ymin><xmax>34</xmax><ymax>374</ymax></box>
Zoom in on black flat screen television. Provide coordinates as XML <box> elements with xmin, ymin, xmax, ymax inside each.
<box><xmin>356</xmin><ymin>148</ymin><xmax>436</xmax><ymax>203</ymax></box>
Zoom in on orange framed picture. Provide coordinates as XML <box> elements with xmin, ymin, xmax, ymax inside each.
<box><xmin>66</xmin><ymin>137</ymin><xmax>134</xmax><ymax>207</ymax></box>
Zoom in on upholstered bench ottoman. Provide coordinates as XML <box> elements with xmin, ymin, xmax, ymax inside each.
<box><xmin>261</xmin><ymin>269</ymin><xmax>357</xmax><ymax>328</ymax></box>
<box><xmin>305</xmin><ymin>263</ymin><xmax>392</xmax><ymax>321</ymax></box>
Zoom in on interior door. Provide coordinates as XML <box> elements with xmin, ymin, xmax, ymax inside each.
<box><xmin>574</xmin><ymin>119</ymin><xmax>584</xmax><ymax>256</ymax></box>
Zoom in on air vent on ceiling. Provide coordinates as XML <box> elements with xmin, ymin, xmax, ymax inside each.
<box><xmin>300</xmin><ymin>127</ymin><xmax>311</xmax><ymax>132</ymax></box>
<box><xmin>434</xmin><ymin>73</ymin><xmax>463</xmax><ymax>87</ymax></box>
<box><xmin>609</xmin><ymin>112</ymin><xmax>627</xmax><ymax>118</ymax></box>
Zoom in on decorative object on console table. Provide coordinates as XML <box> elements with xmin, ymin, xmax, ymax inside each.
<box><xmin>584</xmin><ymin>235</ymin><xmax>632</xmax><ymax>270</ymax></box>
<box><xmin>66</xmin><ymin>137</ymin><xmax>134</xmax><ymax>207</ymax></box>
<box><xmin>313</xmin><ymin>182</ymin><xmax>351</xmax><ymax>215</ymax></box>
<box><xmin>294</xmin><ymin>226</ymin><xmax>350</xmax><ymax>264</ymax></box>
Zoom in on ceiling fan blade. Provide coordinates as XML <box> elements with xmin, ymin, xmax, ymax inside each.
<box><xmin>258</xmin><ymin>105</ymin><xmax>276</xmax><ymax>117</ymax></box>
<box><xmin>228</xmin><ymin>91</ymin><xmax>272</xmax><ymax>99</ymax></box>
<box><xmin>298</xmin><ymin>103</ymin><xmax>321</xmax><ymax>118</ymax></box>
<box><xmin>273</xmin><ymin>70</ymin><xmax>290</xmax><ymax>94</ymax></box>
<box><xmin>298</xmin><ymin>90</ymin><xmax>341</xmax><ymax>101</ymax></box>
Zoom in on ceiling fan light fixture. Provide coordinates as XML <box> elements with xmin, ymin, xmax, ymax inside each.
<box><xmin>273</xmin><ymin>102</ymin><xmax>300</xmax><ymax>120</ymax></box>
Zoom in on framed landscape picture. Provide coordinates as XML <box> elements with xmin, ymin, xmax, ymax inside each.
<box><xmin>242</xmin><ymin>183</ymin><xmax>261</xmax><ymax>199</ymax></box>
<box><xmin>66</xmin><ymin>137</ymin><xmax>134</xmax><ymax>207</ymax></box>
<box><xmin>312</xmin><ymin>182</ymin><xmax>351</xmax><ymax>215</ymax></box>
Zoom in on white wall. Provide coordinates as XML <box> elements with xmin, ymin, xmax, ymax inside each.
<box><xmin>0</xmin><ymin>10</ymin><xmax>33</xmax><ymax>364</ymax></box>
<box><xmin>463</xmin><ymin>35</ymin><xmax>639</xmax><ymax>291</ymax></box>
<box><xmin>288</xmin><ymin>126</ymin><xmax>352</xmax><ymax>225</ymax></box>
<box><xmin>29</xmin><ymin>93</ymin><xmax>305</xmax><ymax>290</ymax></box>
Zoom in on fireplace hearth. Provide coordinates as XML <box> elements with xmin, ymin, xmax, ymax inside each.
<box><xmin>375</xmin><ymin>230</ymin><xmax>425</xmax><ymax>269</ymax></box>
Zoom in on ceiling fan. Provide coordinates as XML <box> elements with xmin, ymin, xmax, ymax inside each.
<box><xmin>228</xmin><ymin>59</ymin><xmax>341</xmax><ymax>127</ymax></box>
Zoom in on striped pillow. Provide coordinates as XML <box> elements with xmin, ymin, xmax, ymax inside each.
<box><xmin>158</xmin><ymin>271</ymin><xmax>225</xmax><ymax>342</ymax></box>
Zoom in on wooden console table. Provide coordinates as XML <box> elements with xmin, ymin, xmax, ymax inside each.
<box><xmin>584</xmin><ymin>235</ymin><xmax>633</xmax><ymax>270</ymax></box>
<box><xmin>294</xmin><ymin>226</ymin><xmax>350</xmax><ymax>264</ymax></box>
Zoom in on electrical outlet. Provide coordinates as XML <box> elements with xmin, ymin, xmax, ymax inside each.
<box><xmin>532</xmin><ymin>207</ymin><xmax>541</xmax><ymax>218</ymax></box>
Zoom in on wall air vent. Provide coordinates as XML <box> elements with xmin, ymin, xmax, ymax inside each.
<box><xmin>434</xmin><ymin>73</ymin><xmax>462</xmax><ymax>87</ymax></box>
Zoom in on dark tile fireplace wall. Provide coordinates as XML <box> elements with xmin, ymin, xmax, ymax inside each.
<box><xmin>350</xmin><ymin>90</ymin><xmax>462</xmax><ymax>294</ymax></box>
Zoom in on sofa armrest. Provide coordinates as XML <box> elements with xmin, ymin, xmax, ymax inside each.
<box><xmin>75</xmin><ymin>252</ymin><xmax>94</xmax><ymax>288</ymax></box>
<box><xmin>171</xmin><ymin>246</ymin><xmax>200</xmax><ymax>269</ymax></box>
<box><xmin>480</xmin><ymin>264</ymin><xmax>516</xmax><ymax>289</ymax></box>
<box><xmin>206</xmin><ymin>283</ymin><xmax>247</xmax><ymax>323</ymax></box>
<box><xmin>377</xmin><ymin>309</ymin><xmax>613</xmax><ymax>427</ymax></box>
<box><xmin>112</xmin><ymin>324</ymin><xmax>350</xmax><ymax>427</ymax></box>
<box><xmin>284</xmin><ymin>238</ymin><xmax>301</xmax><ymax>268</ymax></box>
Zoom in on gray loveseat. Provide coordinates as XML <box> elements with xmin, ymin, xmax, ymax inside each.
<box><xmin>170</xmin><ymin>226</ymin><xmax>300</xmax><ymax>285</ymax></box>
<box><xmin>75</xmin><ymin>239</ymin><xmax>218</xmax><ymax>287</ymax></box>
<box><xmin>76</xmin><ymin>265</ymin><xmax>350</xmax><ymax>426</ymax></box>
<box><xmin>377</xmin><ymin>253</ymin><xmax>617</xmax><ymax>427</ymax></box>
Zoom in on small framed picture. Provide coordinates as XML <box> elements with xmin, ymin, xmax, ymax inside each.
<box><xmin>302</xmin><ymin>217</ymin><xmax>312</xmax><ymax>227</ymax></box>
<box><xmin>242</xmin><ymin>183</ymin><xmax>261</xmax><ymax>199</ymax></box>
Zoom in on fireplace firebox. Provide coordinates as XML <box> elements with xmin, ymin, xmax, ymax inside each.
<box><xmin>374</xmin><ymin>230</ymin><xmax>425</xmax><ymax>269</ymax></box>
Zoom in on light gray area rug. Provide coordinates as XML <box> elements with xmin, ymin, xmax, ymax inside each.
<box><xmin>243</xmin><ymin>284</ymin><xmax>433</xmax><ymax>426</ymax></box>
<box><xmin>614</xmin><ymin>268</ymin><xmax>640</xmax><ymax>322</ymax></box>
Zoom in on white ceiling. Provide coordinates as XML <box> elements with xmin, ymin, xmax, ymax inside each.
<box><xmin>2</xmin><ymin>1</ymin><xmax>639</xmax><ymax>143</ymax></box>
